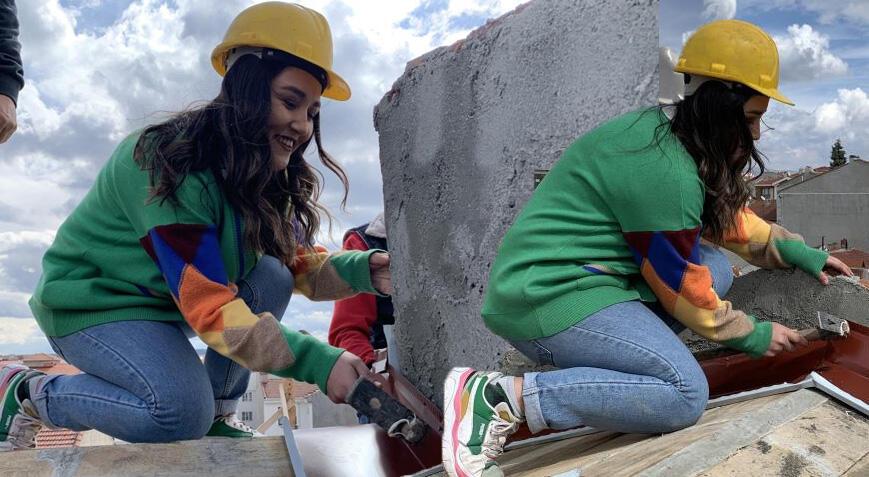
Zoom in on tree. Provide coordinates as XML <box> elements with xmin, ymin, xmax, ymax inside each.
<box><xmin>830</xmin><ymin>139</ymin><xmax>847</xmax><ymax>168</ymax></box>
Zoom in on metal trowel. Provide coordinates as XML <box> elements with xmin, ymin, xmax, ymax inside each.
<box><xmin>798</xmin><ymin>311</ymin><xmax>850</xmax><ymax>341</ymax></box>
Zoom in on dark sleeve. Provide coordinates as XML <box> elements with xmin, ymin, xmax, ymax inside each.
<box><xmin>0</xmin><ymin>0</ymin><xmax>23</xmax><ymax>105</ymax></box>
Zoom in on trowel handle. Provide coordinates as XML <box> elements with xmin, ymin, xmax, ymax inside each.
<box><xmin>798</xmin><ymin>328</ymin><xmax>821</xmax><ymax>341</ymax></box>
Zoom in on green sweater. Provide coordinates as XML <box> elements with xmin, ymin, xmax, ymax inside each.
<box><xmin>483</xmin><ymin>109</ymin><xmax>827</xmax><ymax>357</ymax></box>
<box><xmin>30</xmin><ymin>132</ymin><xmax>379</xmax><ymax>391</ymax></box>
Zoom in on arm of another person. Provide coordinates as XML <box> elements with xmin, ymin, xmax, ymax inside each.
<box><xmin>329</xmin><ymin>233</ymin><xmax>380</xmax><ymax>366</ymax></box>
<box><xmin>0</xmin><ymin>0</ymin><xmax>23</xmax><ymax>143</ymax></box>
<box><xmin>707</xmin><ymin>207</ymin><xmax>851</xmax><ymax>282</ymax></box>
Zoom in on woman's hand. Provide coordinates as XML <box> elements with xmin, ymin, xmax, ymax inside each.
<box><xmin>818</xmin><ymin>255</ymin><xmax>853</xmax><ymax>285</ymax></box>
<box><xmin>370</xmin><ymin>252</ymin><xmax>393</xmax><ymax>295</ymax></box>
<box><xmin>763</xmin><ymin>322</ymin><xmax>809</xmax><ymax>357</ymax></box>
<box><xmin>325</xmin><ymin>351</ymin><xmax>370</xmax><ymax>404</ymax></box>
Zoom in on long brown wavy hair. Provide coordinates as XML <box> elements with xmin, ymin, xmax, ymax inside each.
<box><xmin>134</xmin><ymin>54</ymin><xmax>348</xmax><ymax>266</ymax></box>
<box><xmin>662</xmin><ymin>79</ymin><xmax>767</xmax><ymax>243</ymax></box>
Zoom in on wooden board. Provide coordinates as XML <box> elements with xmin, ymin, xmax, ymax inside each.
<box><xmin>495</xmin><ymin>390</ymin><xmax>830</xmax><ymax>476</ymax></box>
<box><xmin>698</xmin><ymin>401</ymin><xmax>869</xmax><ymax>477</ymax></box>
<box><xmin>0</xmin><ymin>436</ymin><xmax>293</xmax><ymax>477</ymax></box>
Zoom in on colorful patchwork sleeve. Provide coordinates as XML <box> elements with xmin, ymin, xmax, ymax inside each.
<box><xmin>623</xmin><ymin>228</ymin><xmax>772</xmax><ymax>357</ymax></box>
<box><xmin>140</xmin><ymin>223</ymin><xmax>344</xmax><ymax>392</ymax></box>
<box><xmin>290</xmin><ymin>244</ymin><xmax>383</xmax><ymax>301</ymax></box>
<box><xmin>708</xmin><ymin>207</ymin><xmax>828</xmax><ymax>276</ymax></box>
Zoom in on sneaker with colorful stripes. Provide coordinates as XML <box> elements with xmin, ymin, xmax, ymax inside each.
<box><xmin>442</xmin><ymin>367</ymin><xmax>522</xmax><ymax>477</ymax></box>
<box><xmin>0</xmin><ymin>365</ymin><xmax>44</xmax><ymax>451</ymax></box>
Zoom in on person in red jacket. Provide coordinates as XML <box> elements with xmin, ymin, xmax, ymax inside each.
<box><xmin>329</xmin><ymin>213</ymin><xmax>394</xmax><ymax>367</ymax></box>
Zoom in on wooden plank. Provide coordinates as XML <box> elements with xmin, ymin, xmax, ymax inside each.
<box><xmin>500</xmin><ymin>392</ymin><xmax>802</xmax><ymax>476</ymax></box>
<box><xmin>637</xmin><ymin>389</ymin><xmax>828</xmax><ymax>477</ymax></box>
<box><xmin>699</xmin><ymin>400</ymin><xmax>869</xmax><ymax>477</ymax></box>
<box><xmin>843</xmin><ymin>452</ymin><xmax>869</xmax><ymax>476</ymax></box>
<box><xmin>495</xmin><ymin>431</ymin><xmax>623</xmax><ymax>475</ymax></box>
<box><xmin>0</xmin><ymin>437</ymin><xmax>293</xmax><ymax>477</ymax></box>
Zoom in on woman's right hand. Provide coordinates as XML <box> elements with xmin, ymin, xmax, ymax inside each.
<box><xmin>763</xmin><ymin>322</ymin><xmax>809</xmax><ymax>357</ymax></box>
<box><xmin>325</xmin><ymin>351</ymin><xmax>371</xmax><ymax>404</ymax></box>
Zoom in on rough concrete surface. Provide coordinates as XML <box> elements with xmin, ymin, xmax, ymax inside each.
<box><xmin>682</xmin><ymin>271</ymin><xmax>869</xmax><ymax>353</ymax></box>
<box><xmin>729</xmin><ymin>273</ymin><xmax>869</xmax><ymax>331</ymax></box>
<box><xmin>374</xmin><ymin>0</ymin><xmax>659</xmax><ymax>401</ymax></box>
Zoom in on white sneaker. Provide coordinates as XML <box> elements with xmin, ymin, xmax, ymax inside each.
<box><xmin>442</xmin><ymin>368</ymin><xmax>522</xmax><ymax>477</ymax></box>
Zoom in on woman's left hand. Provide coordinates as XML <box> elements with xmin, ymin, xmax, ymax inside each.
<box><xmin>370</xmin><ymin>252</ymin><xmax>393</xmax><ymax>295</ymax></box>
<box><xmin>818</xmin><ymin>255</ymin><xmax>853</xmax><ymax>285</ymax></box>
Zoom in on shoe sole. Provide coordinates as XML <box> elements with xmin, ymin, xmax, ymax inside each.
<box><xmin>442</xmin><ymin>367</ymin><xmax>474</xmax><ymax>477</ymax></box>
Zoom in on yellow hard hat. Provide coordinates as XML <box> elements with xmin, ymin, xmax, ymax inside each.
<box><xmin>211</xmin><ymin>2</ymin><xmax>351</xmax><ymax>101</ymax></box>
<box><xmin>676</xmin><ymin>19</ymin><xmax>793</xmax><ymax>106</ymax></box>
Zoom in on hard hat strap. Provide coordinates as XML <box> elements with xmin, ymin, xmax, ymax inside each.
<box><xmin>684</xmin><ymin>74</ymin><xmax>735</xmax><ymax>96</ymax></box>
<box><xmin>684</xmin><ymin>74</ymin><xmax>758</xmax><ymax>100</ymax></box>
<box><xmin>225</xmin><ymin>46</ymin><xmax>328</xmax><ymax>91</ymax></box>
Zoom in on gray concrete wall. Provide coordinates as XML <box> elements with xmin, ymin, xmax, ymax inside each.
<box><xmin>374</xmin><ymin>0</ymin><xmax>659</xmax><ymax>401</ymax></box>
<box><xmin>778</xmin><ymin>160</ymin><xmax>869</xmax><ymax>249</ymax></box>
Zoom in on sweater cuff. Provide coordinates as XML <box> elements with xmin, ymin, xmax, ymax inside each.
<box><xmin>272</xmin><ymin>328</ymin><xmax>345</xmax><ymax>393</ymax></box>
<box><xmin>0</xmin><ymin>79</ymin><xmax>19</xmax><ymax>106</ymax></box>
<box><xmin>775</xmin><ymin>239</ymin><xmax>828</xmax><ymax>277</ymax></box>
<box><xmin>722</xmin><ymin>317</ymin><xmax>772</xmax><ymax>358</ymax></box>
<box><xmin>329</xmin><ymin>249</ymin><xmax>383</xmax><ymax>295</ymax></box>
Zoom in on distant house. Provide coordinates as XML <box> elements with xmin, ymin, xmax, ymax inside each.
<box><xmin>778</xmin><ymin>159</ymin><xmax>869</xmax><ymax>250</ymax></box>
<box><xmin>749</xmin><ymin>170</ymin><xmax>790</xmax><ymax>200</ymax></box>
<box><xmin>0</xmin><ymin>354</ymin><xmax>115</xmax><ymax>448</ymax></box>
<box><xmin>747</xmin><ymin>167</ymin><xmax>830</xmax><ymax>224</ymax></box>
<box><xmin>777</xmin><ymin>166</ymin><xmax>824</xmax><ymax>191</ymax></box>
<box><xmin>237</xmin><ymin>373</ymin><xmax>358</xmax><ymax>436</ymax></box>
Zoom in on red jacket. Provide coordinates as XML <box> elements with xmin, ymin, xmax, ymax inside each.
<box><xmin>328</xmin><ymin>233</ymin><xmax>379</xmax><ymax>365</ymax></box>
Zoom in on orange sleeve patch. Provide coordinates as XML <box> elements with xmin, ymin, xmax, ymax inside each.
<box><xmin>640</xmin><ymin>260</ymin><xmax>679</xmax><ymax>313</ymax></box>
<box><xmin>679</xmin><ymin>262</ymin><xmax>718</xmax><ymax>310</ymax></box>
<box><xmin>177</xmin><ymin>265</ymin><xmax>234</xmax><ymax>334</ymax></box>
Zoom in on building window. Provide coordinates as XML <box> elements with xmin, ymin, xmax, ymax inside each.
<box><xmin>241</xmin><ymin>411</ymin><xmax>253</xmax><ymax>422</ymax></box>
<box><xmin>242</xmin><ymin>392</ymin><xmax>252</xmax><ymax>402</ymax></box>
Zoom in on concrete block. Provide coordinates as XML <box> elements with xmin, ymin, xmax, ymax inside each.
<box><xmin>374</xmin><ymin>0</ymin><xmax>659</xmax><ymax>401</ymax></box>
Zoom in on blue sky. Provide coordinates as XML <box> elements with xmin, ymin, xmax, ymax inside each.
<box><xmin>0</xmin><ymin>0</ymin><xmax>867</xmax><ymax>355</ymax></box>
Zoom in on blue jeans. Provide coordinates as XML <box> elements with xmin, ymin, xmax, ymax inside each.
<box><xmin>32</xmin><ymin>256</ymin><xmax>293</xmax><ymax>443</ymax></box>
<box><xmin>510</xmin><ymin>245</ymin><xmax>733</xmax><ymax>434</ymax></box>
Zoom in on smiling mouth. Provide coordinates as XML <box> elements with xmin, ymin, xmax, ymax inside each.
<box><xmin>275</xmin><ymin>135</ymin><xmax>295</xmax><ymax>152</ymax></box>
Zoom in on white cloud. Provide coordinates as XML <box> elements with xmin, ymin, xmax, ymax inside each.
<box><xmin>702</xmin><ymin>0</ymin><xmax>736</xmax><ymax>20</ymax></box>
<box><xmin>743</xmin><ymin>0</ymin><xmax>869</xmax><ymax>25</ymax></box>
<box><xmin>0</xmin><ymin>317</ymin><xmax>44</xmax><ymax>345</ymax></box>
<box><xmin>775</xmin><ymin>24</ymin><xmax>848</xmax><ymax>82</ymax></box>
<box><xmin>814</xmin><ymin>88</ymin><xmax>869</xmax><ymax>140</ymax></box>
<box><xmin>756</xmin><ymin>90</ymin><xmax>868</xmax><ymax>171</ymax></box>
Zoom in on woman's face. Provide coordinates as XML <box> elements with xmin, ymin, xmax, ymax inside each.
<box><xmin>267</xmin><ymin>67</ymin><xmax>322</xmax><ymax>171</ymax></box>
<box><xmin>743</xmin><ymin>95</ymin><xmax>770</xmax><ymax>141</ymax></box>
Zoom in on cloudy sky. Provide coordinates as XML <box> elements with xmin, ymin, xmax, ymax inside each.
<box><xmin>0</xmin><ymin>0</ymin><xmax>867</xmax><ymax>356</ymax></box>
